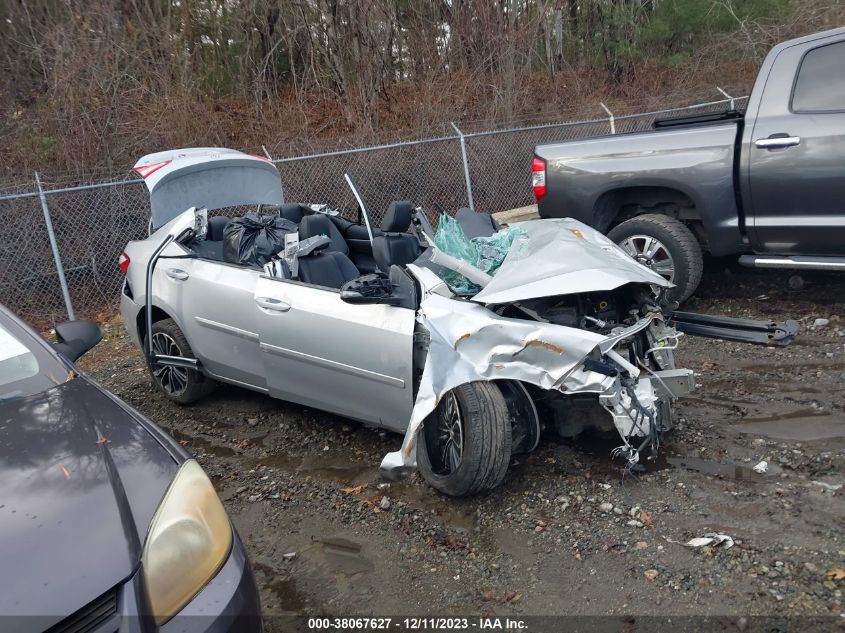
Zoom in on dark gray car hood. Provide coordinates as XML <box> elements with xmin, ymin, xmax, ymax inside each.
<box><xmin>0</xmin><ymin>378</ymin><xmax>179</xmax><ymax>628</ymax></box>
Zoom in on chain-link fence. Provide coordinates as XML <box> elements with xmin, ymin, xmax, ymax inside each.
<box><xmin>0</xmin><ymin>95</ymin><xmax>747</xmax><ymax>327</ymax></box>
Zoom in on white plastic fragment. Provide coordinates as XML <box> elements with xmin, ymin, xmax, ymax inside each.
<box><xmin>684</xmin><ymin>533</ymin><xmax>735</xmax><ymax>549</ymax></box>
<box><xmin>752</xmin><ymin>460</ymin><xmax>768</xmax><ymax>474</ymax></box>
<box><xmin>811</xmin><ymin>480</ymin><xmax>842</xmax><ymax>492</ymax></box>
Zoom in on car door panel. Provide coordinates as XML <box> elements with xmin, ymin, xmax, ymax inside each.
<box><xmin>254</xmin><ymin>276</ymin><xmax>415</xmax><ymax>431</ymax></box>
<box><xmin>173</xmin><ymin>258</ymin><xmax>266</xmax><ymax>389</ymax></box>
<box><xmin>747</xmin><ymin>39</ymin><xmax>845</xmax><ymax>255</ymax></box>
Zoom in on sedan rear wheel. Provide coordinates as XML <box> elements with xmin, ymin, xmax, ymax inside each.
<box><xmin>145</xmin><ymin>318</ymin><xmax>214</xmax><ymax>405</ymax></box>
<box><xmin>417</xmin><ymin>382</ymin><xmax>512</xmax><ymax>497</ymax></box>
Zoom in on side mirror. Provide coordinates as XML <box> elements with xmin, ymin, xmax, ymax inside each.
<box><xmin>340</xmin><ymin>274</ymin><xmax>401</xmax><ymax>306</ymax></box>
<box><xmin>52</xmin><ymin>320</ymin><xmax>103</xmax><ymax>361</ymax></box>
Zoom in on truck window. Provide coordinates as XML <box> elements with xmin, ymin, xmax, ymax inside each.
<box><xmin>791</xmin><ymin>41</ymin><xmax>845</xmax><ymax>113</ymax></box>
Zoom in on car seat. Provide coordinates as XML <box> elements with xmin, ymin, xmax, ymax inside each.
<box><xmin>207</xmin><ymin>215</ymin><xmax>230</xmax><ymax>241</ymax></box>
<box><xmin>296</xmin><ymin>214</ymin><xmax>360</xmax><ymax>288</ymax></box>
<box><xmin>372</xmin><ymin>201</ymin><xmax>422</xmax><ymax>273</ymax></box>
<box><xmin>298</xmin><ymin>214</ymin><xmax>351</xmax><ymax>256</ymax></box>
<box><xmin>278</xmin><ymin>203</ymin><xmax>308</xmax><ymax>224</ymax></box>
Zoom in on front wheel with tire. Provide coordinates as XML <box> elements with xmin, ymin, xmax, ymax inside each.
<box><xmin>607</xmin><ymin>214</ymin><xmax>703</xmax><ymax>303</ymax></box>
<box><xmin>417</xmin><ymin>382</ymin><xmax>512</xmax><ymax>497</ymax></box>
<box><xmin>145</xmin><ymin>318</ymin><xmax>215</xmax><ymax>405</ymax></box>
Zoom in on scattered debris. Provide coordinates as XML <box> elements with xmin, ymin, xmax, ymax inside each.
<box><xmin>826</xmin><ymin>569</ymin><xmax>845</xmax><ymax>581</ymax></box>
<box><xmin>812</xmin><ymin>318</ymin><xmax>830</xmax><ymax>329</ymax></box>
<box><xmin>379</xmin><ymin>496</ymin><xmax>391</xmax><ymax>510</ymax></box>
<box><xmin>60</xmin><ymin>465</ymin><xmax>71</xmax><ymax>480</ymax></box>
<box><xmin>282</xmin><ymin>551</ymin><xmax>297</xmax><ymax>560</ymax></box>
<box><xmin>752</xmin><ymin>460</ymin><xmax>768</xmax><ymax>474</ymax></box>
<box><xmin>811</xmin><ymin>481</ymin><xmax>842</xmax><ymax>493</ymax></box>
<box><xmin>684</xmin><ymin>533</ymin><xmax>735</xmax><ymax>549</ymax></box>
<box><xmin>96</xmin><ymin>436</ymin><xmax>110</xmax><ymax>445</ymax></box>
<box><xmin>480</xmin><ymin>587</ymin><xmax>522</xmax><ymax>604</ymax></box>
<box><xmin>643</xmin><ymin>569</ymin><xmax>659</xmax><ymax>581</ymax></box>
<box><xmin>341</xmin><ymin>483</ymin><xmax>368</xmax><ymax>494</ymax></box>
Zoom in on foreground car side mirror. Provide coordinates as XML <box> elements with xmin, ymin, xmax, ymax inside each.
<box><xmin>52</xmin><ymin>320</ymin><xmax>103</xmax><ymax>361</ymax></box>
<box><xmin>340</xmin><ymin>274</ymin><xmax>401</xmax><ymax>306</ymax></box>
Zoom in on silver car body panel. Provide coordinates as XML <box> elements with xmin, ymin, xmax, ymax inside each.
<box><xmin>134</xmin><ymin>148</ymin><xmax>283</xmax><ymax>230</ymax></box>
<box><xmin>473</xmin><ymin>219</ymin><xmax>671</xmax><ymax>304</ymax></box>
<box><xmin>253</xmin><ymin>275</ymin><xmax>415</xmax><ymax>430</ymax></box>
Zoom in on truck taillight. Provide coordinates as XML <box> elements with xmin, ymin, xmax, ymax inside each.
<box><xmin>532</xmin><ymin>156</ymin><xmax>546</xmax><ymax>203</ymax></box>
<box><xmin>118</xmin><ymin>251</ymin><xmax>130</xmax><ymax>275</ymax></box>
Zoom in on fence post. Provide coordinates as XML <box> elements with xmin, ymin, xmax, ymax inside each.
<box><xmin>716</xmin><ymin>87</ymin><xmax>735</xmax><ymax>111</ymax></box>
<box><xmin>450</xmin><ymin>122</ymin><xmax>475</xmax><ymax>210</ymax></box>
<box><xmin>35</xmin><ymin>172</ymin><xmax>75</xmax><ymax>320</ymax></box>
<box><xmin>600</xmin><ymin>103</ymin><xmax>615</xmax><ymax>134</ymax></box>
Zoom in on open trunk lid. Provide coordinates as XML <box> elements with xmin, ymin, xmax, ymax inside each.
<box><xmin>134</xmin><ymin>148</ymin><xmax>284</xmax><ymax>230</ymax></box>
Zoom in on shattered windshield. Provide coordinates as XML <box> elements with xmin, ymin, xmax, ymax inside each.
<box><xmin>432</xmin><ymin>213</ymin><xmax>527</xmax><ymax>294</ymax></box>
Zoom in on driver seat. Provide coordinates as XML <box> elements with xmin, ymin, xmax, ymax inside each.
<box><xmin>372</xmin><ymin>201</ymin><xmax>422</xmax><ymax>273</ymax></box>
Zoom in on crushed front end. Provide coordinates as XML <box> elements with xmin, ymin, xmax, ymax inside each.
<box><xmin>500</xmin><ymin>285</ymin><xmax>695</xmax><ymax>468</ymax></box>
<box><xmin>381</xmin><ymin>218</ymin><xmax>696</xmax><ymax>478</ymax></box>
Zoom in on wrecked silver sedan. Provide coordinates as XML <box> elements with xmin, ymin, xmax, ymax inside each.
<box><xmin>119</xmin><ymin>148</ymin><xmax>694</xmax><ymax>496</ymax></box>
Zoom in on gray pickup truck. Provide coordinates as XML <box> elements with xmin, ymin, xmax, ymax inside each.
<box><xmin>534</xmin><ymin>26</ymin><xmax>845</xmax><ymax>301</ymax></box>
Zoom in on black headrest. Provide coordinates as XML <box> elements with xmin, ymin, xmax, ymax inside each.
<box><xmin>381</xmin><ymin>201</ymin><xmax>413</xmax><ymax>233</ymax></box>
<box><xmin>298</xmin><ymin>213</ymin><xmax>349</xmax><ymax>255</ymax></box>
<box><xmin>207</xmin><ymin>216</ymin><xmax>230</xmax><ymax>241</ymax></box>
<box><xmin>279</xmin><ymin>203</ymin><xmax>306</xmax><ymax>224</ymax></box>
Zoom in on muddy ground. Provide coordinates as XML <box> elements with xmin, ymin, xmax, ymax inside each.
<box><xmin>78</xmin><ymin>261</ymin><xmax>845</xmax><ymax>630</ymax></box>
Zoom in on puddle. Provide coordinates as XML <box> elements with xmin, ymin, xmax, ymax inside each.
<box><xmin>251</xmin><ymin>561</ymin><xmax>306</xmax><ymax>614</ymax></box>
<box><xmin>740</xmin><ymin>407</ymin><xmax>830</xmax><ymax>423</ymax></box>
<box><xmin>316</xmin><ymin>536</ymin><xmax>373</xmax><ymax>576</ymax></box>
<box><xmin>730</xmin><ymin>415</ymin><xmax>845</xmax><ymax>441</ymax></box>
<box><xmin>163</xmin><ymin>428</ymin><xmax>237</xmax><ymax>458</ymax></box>
<box><xmin>258</xmin><ymin>453</ymin><xmax>377</xmax><ymax>485</ymax></box>
<box><xmin>666</xmin><ymin>455</ymin><xmax>780</xmax><ymax>480</ymax></box>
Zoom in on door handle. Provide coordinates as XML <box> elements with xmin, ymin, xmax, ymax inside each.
<box><xmin>165</xmin><ymin>268</ymin><xmax>189</xmax><ymax>281</ymax></box>
<box><xmin>754</xmin><ymin>136</ymin><xmax>800</xmax><ymax>149</ymax></box>
<box><xmin>255</xmin><ymin>296</ymin><xmax>291</xmax><ymax>312</ymax></box>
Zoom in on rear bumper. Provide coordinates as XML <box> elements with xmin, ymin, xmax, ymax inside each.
<box><xmin>120</xmin><ymin>291</ymin><xmax>142</xmax><ymax>348</ymax></box>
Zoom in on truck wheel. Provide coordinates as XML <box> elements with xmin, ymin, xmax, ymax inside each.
<box><xmin>417</xmin><ymin>382</ymin><xmax>512</xmax><ymax>497</ymax></box>
<box><xmin>608</xmin><ymin>214</ymin><xmax>703</xmax><ymax>303</ymax></box>
<box><xmin>145</xmin><ymin>318</ymin><xmax>215</xmax><ymax>405</ymax></box>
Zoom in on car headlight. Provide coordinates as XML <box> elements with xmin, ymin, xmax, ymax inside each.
<box><xmin>142</xmin><ymin>459</ymin><xmax>232</xmax><ymax>625</ymax></box>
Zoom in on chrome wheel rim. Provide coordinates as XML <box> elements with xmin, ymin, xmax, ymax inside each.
<box><xmin>436</xmin><ymin>393</ymin><xmax>464</xmax><ymax>474</ymax></box>
<box><xmin>619</xmin><ymin>234</ymin><xmax>675</xmax><ymax>282</ymax></box>
<box><xmin>151</xmin><ymin>332</ymin><xmax>189</xmax><ymax>396</ymax></box>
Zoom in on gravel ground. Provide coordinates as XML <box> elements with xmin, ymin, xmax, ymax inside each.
<box><xmin>78</xmin><ymin>262</ymin><xmax>845</xmax><ymax>630</ymax></box>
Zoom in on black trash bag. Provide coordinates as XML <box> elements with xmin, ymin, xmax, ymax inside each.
<box><xmin>223</xmin><ymin>213</ymin><xmax>297</xmax><ymax>267</ymax></box>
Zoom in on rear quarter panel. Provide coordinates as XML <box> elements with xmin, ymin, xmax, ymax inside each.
<box><xmin>536</xmin><ymin>123</ymin><xmax>746</xmax><ymax>256</ymax></box>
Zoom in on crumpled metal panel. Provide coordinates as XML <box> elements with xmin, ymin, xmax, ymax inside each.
<box><xmin>379</xmin><ymin>293</ymin><xmax>662</xmax><ymax>476</ymax></box>
<box><xmin>472</xmin><ymin>218</ymin><xmax>671</xmax><ymax>304</ymax></box>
